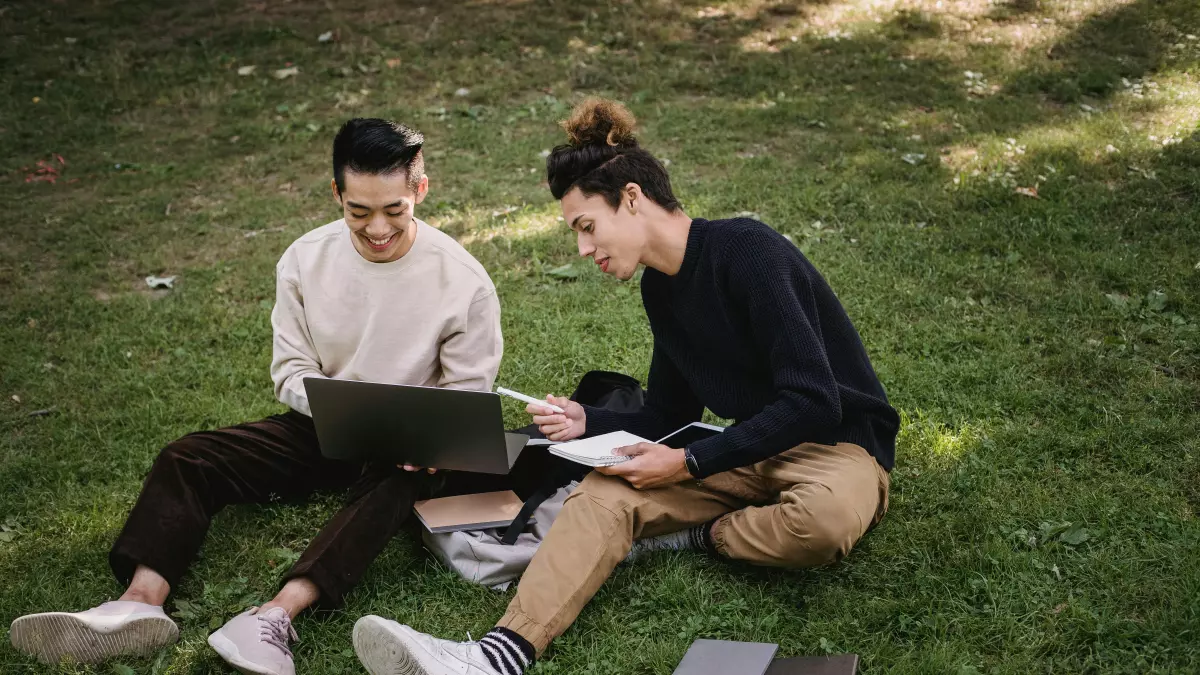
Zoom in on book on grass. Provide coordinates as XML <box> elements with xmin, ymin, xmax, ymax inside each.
<box><xmin>412</xmin><ymin>490</ymin><xmax>534</xmax><ymax>534</ymax></box>
<box><xmin>764</xmin><ymin>654</ymin><xmax>858</xmax><ymax>675</ymax></box>
<box><xmin>548</xmin><ymin>422</ymin><xmax>725</xmax><ymax>468</ymax></box>
<box><xmin>672</xmin><ymin>639</ymin><xmax>779</xmax><ymax>675</ymax></box>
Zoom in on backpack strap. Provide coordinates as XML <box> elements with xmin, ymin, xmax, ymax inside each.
<box><xmin>499</xmin><ymin>370</ymin><xmax>645</xmax><ymax>545</ymax></box>
<box><xmin>499</xmin><ymin>484</ymin><xmax>559</xmax><ymax>545</ymax></box>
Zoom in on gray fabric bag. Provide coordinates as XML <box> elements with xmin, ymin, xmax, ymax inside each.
<box><xmin>421</xmin><ymin>481</ymin><xmax>579</xmax><ymax>591</ymax></box>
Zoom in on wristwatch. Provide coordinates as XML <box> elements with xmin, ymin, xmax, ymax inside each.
<box><xmin>683</xmin><ymin>448</ymin><xmax>701</xmax><ymax>478</ymax></box>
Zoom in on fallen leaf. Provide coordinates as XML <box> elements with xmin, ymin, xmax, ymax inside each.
<box><xmin>272</xmin><ymin>66</ymin><xmax>300</xmax><ymax>80</ymax></box>
<box><xmin>1014</xmin><ymin>186</ymin><xmax>1039</xmax><ymax>198</ymax></box>
<box><xmin>318</xmin><ymin>31</ymin><xmax>333</xmax><ymax>43</ymax></box>
<box><xmin>1052</xmin><ymin>602</ymin><xmax>1069</xmax><ymax>614</ymax></box>
<box><xmin>11</xmin><ymin>395</ymin><xmax>20</xmax><ymax>403</ymax></box>
<box><xmin>237</xmin><ymin>65</ymin><xmax>257</xmax><ymax>76</ymax></box>
<box><xmin>386</xmin><ymin>58</ymin><xmax>401</xmax><ymax>68</ymax></box>
<box><xmin>32</xmin><ymin>96</ymin><xmax>41</xmax><ymax>103</ymax></box>
<box><xmin>26</xmin><ymin>318</ymin><xmax>36</xmax><ymax>328</ymax></box>
<box><xmin>145</xmin><ymin>275</ymin><xmax>177</xmax><ymax>290</ymax></box>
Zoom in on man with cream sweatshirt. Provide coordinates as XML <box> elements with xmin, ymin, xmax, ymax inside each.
<box><xmin>10</xmin><ymin>118</ymin><xmax>503</xmax><ymax>674</ymax></box>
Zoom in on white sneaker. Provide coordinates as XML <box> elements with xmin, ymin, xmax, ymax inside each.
<box><xmin>207</xmin><ymin>607</ymin><xmax>297</xmax><ymax>675</ymax></box>
<box><xmin>9</xmin><ymin>600</ymin><xmax>179</xmax><ymax>664</ymax></box>
<box><xmin>352</xmin><ymin>615</ymin><xmax>502</xmax><ymax>675</ymax></box>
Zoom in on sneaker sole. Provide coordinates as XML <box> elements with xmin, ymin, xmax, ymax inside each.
<box><xmin>352</xmin><ymin>616</ymin><xmax>430</xmax><ymax>675</ymax></box>
<box><xmin>9</xmin><ymin>612</ymin><xmax>178</xmax><ymax>665</ymax></box>
<box><xmin>207</xmin><ymin>630</ymin><xmax>285</xmax><ymax>675</ymax></box>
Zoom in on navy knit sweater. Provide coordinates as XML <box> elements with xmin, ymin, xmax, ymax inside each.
<box><xmin>584</xmin><ymin>217</ymin><xmax>899</xmax><ymax>479</ymax></box>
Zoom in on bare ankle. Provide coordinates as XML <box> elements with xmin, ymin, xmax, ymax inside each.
<box><xmin>118</xmin><ymin>588</ymin><xmax>162</xmax><ymax>606</ymax></box>
<box><xmin>264</xmin><ymin>578</ymin><xmax>320</xmax><ymax>618</ymax></box>
<box><xmin>119</xmin><ymin>565</ymin><xmax>170</xmax><ymax>606</ymax></box>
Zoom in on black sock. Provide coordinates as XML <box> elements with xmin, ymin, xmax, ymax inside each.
<box><xmin>479</xmin><ymin>627</ymin><xmax>535</xmax><ymax>675</ymax></box>
<box><xmin>689</xmin><ymin>518</ymin><xmax>720</xmax><ymax>556</ymax></box>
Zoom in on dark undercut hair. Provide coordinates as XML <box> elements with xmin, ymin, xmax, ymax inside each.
<box><xmin>546</xmin><ymin>98</ymin><xmax>680</xmax><ymax>212</ymax></box>
<box><xmin>332</xmin><ymin>118</ymin><xmax>426</xmax><ymax>193</ymax></box>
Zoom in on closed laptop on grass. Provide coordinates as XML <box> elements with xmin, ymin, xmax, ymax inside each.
<box><xmin>672</xmin><ymin>639</ymin><xmax>779</xmax><ymax>675</ymax></box>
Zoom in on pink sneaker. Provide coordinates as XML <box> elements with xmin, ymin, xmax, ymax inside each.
<box><xmin>207</xmin><ymin>607</ymin><xmax>298</xmax><ymax>675</ymax></box>
<box><xmin>9</xmin><ymin>600</ymin><xmax>178</xmax><ymax>664</ymax></box>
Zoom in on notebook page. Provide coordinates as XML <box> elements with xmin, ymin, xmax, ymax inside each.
<box><xmin>550</xmin><ymin>431</ymin><xmax>649</xmax><ymax>462</ymax></box>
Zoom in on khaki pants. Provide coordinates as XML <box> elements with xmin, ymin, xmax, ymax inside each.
<box><xmin>498</xmin><ymin>442</ymin><xmax>890</xmax><ymax>654</ymax></box>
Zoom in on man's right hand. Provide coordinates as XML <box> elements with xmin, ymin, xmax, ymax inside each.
<box><xmin>527</xmin><ymin>395</ymin><xmax>586</xmax><ymax>442</ymax></box>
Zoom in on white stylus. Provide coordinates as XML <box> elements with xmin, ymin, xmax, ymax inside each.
<box><xmin>496</xmin><ymin>387</ymin><xmax>566</xmax><ymax>414</ymax></box>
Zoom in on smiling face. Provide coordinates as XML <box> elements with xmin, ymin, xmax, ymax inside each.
<box><xmin>333</xmin><ymin>169</ymin><xmax>429</xmax><ymax>262</ymax></box>
<box><xmin>561</xmin><ymin>185</ymin><xmax>648</xmax><ymax>280</ymax></box>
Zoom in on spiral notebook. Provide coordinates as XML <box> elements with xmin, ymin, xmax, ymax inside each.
<box><xmin>548</xmin><ymin>431</ymin><xmax>648</xmax><ymax>467</ymax></box>
<box><xmin>548</xmin><ymin>423</ymin><xmax>724</xmax><ymax>467</ymax></box>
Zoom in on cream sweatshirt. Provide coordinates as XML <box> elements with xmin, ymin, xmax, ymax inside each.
<box><xmin>270</xmin><ymin>218</ymin><xmax>502</xmax><ymax>416</ymax></box>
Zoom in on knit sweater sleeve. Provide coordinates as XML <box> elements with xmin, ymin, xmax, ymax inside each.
<box><xmin>583</xmin><ymin>340</ymin><xmax>704</xmax><ymax>441</ymax></box>
<box><xmin>684</xmin><ymin>229</ymin><xmax>842</xmax><ymax>478</ymax></box>
<box><xmin>270</xmin><ymin>245</ymin><xmax>328</xmax><ymax>416</ymax></box>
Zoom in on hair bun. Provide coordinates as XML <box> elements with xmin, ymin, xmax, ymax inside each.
<box><xmin>562</xmin><ymin>97</ymin><xmax>638</xmax><ymax>148</ymax></box>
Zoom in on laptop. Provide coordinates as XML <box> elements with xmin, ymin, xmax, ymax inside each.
<box><xmin>673</xmin><ymin>640</ymin><xmax>779</xmax><ymax>675</ymax></box>
<box><xmin>304</xmin><ymin>378</ymin><xmax>529</xmax><ymax>474</ymax></box>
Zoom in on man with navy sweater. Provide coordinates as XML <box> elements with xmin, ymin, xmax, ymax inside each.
<box><xmin>352</xmin><ymin>98</ymin><xmax>900</xmax><ymax>675</ymax></box>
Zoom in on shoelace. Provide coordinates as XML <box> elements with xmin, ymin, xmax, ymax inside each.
<box><xmin>431</xmin><ymin>632</ymin><xmax>483</xmax><ymax>663</ymax></box>
<box><xmin>253</xmin><ymin>608</ymin><xmax>299</xmax><ymax>657</ymax></box>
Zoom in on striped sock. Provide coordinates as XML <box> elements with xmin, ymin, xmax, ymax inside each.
<box><xmin>478</xmin><ymin>627</ymin><xmax>534</xmax><ymax>675</ymax></box>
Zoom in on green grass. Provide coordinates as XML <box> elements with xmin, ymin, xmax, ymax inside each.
<box><xmin>2</xmin><ymin>0</ymin><xmax>1198</xmax><ymax>672</ymax></box>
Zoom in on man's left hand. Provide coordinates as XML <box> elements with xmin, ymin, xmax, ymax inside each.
<box><xmin>596</xmin><ymin>443</ymin><xmax>693</xmax><ymax>489</ymax></box>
